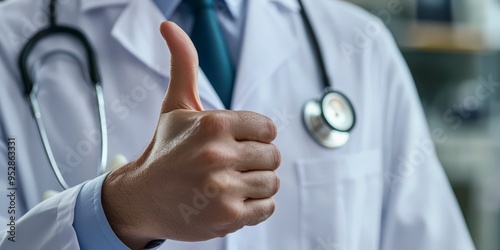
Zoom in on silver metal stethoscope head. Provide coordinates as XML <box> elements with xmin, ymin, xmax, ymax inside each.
<box><xmin>303</xmin><ymin>90</ymin><xmax>356</xmax><ymax>148</ymax></box>
<box><xmin>298</xmin><ymin>0</ymin><xmax>357</xmax><ymax>148</ymax></box>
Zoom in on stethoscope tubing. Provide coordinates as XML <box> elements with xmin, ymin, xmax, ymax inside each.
<box><xmin>19</xmin><ymin>0</ymin><xmax>107</xmax><ymax>190</ymax></box>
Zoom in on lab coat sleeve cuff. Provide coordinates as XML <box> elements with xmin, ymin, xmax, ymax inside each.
<box><xmin>73</xmin><ymin>174</ymin><xmax>166</xmax><ymax>249</ymax></box>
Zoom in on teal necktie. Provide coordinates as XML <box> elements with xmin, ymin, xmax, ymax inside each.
<box><xmin>186</xmin><ymin>0</ymin><xmax>235</xmax><ymax>109</ymax></box>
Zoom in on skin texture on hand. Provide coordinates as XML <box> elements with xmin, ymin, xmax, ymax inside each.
<box><xmin>101</xmin><ymin>22</ymin><xmax>281</xmax><ymax>250</ymax></box>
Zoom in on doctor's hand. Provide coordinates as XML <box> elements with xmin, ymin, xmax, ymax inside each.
<box><xmin>101</xmin><ymin>21</ymin><xmax>281</xmax><ymax>249</ymax></box>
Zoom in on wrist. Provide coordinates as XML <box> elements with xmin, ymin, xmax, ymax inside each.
<box><xmin>101</xmin><ymin>162</ymin><xmax>153</xmax><ymax>249</ymax></box>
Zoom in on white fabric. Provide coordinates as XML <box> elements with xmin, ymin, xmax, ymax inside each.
<box><xmin>41</xmin><ymin>154</ymin><xmax>128</xmax><ymax>201</ymax></box>
<box><xmin>0</xmin><ymin>0</ymin><xmax>475</xmax><ymax>249</ymax></box>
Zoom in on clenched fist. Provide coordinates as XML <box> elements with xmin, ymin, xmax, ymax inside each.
<box><xmin>102</xmin><ymin>22</ymin><xmax>281</xmax><ymax>249</ymax></box>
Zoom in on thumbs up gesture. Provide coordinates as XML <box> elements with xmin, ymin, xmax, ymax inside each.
<box><xmin>102</xmin><ymin>22</ymin><xmax>281</xmax><ymax>249</ymax></box>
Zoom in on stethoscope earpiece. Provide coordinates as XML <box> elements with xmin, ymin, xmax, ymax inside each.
<box><xmin>303</xmin><ymin>90</ymin><xmax>355</xmax><ymax>148</ymax></box>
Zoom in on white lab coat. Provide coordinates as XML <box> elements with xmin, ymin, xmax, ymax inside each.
<box><xmin>0</xmin><ymin>0</ymin><xmax>475</xmax><ymax>249</ymax></box>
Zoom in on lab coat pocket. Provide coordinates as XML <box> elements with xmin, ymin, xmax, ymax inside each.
<box><xmin>296</xmin><ymin>150</ymin><xmax>383</xmax><ymax>250</ymax></box>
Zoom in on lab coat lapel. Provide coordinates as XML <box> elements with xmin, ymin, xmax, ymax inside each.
<box><xmin>111</xmin><ymin>0</ymin><xmax>169</xmax><ymax>78</ymax></box>
<box><xmin>231</xmin><ymin>0</ymin><xmax>300</xmax><ymax>110</ymax></box>
<box><xmin>110</xmin><ymin>0</ymin><xmax>223</xmax><ymax>110</ymax></box>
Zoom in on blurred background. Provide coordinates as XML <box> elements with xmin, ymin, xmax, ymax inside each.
<box><xmin>345</xmin><ymin>0</ymin><xmax>500</xmax><ymax>249</ymax></box>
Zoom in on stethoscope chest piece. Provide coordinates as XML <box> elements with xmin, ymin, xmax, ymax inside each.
<box><xmin>303</xmin><ymin>90</ymin><xmax>356</xmax><ymax>148</ymax></box>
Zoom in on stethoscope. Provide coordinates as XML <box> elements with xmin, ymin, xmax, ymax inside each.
<box><xmin>18</xmin><ymin>0</ymin><xmax>355</xmax><ymax>190</ymax></box>
<box><xmin>298</xmin><ymin>0</ymin><xmax>356</xmax><ymax>148</ymax></box>
<box><xmin>18</xmin><ymin>0</ymin><xmax>107</xmax><ymax>190</ymax></box>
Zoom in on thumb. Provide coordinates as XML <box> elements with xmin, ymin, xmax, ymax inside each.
<box><xmin>160</xmin><ymin>21</ymin><xmax>204</xmax><ymax>113</ymax></box>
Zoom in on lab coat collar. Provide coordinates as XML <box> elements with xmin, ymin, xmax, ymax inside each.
<box><xmin>81</xmin><ymin>0</ymin><xmax>130</xmax><ymax>12</ymax></box>
<box><xmin>93</xmin><ymin>0</ymin><xmax>300</xmax><ymax>109</ymax></box>
<box><xmin>231</xmin><ymin>0</ymin><xmax>300</xmax><ymax>109</ymax></box>
<box><xmin>110</xmin><ymin>0</ymin><xmax>170</xmax><ymax>79</ymax></box>
<box><xmin>269</xmin><ymin>0</ymin><xmax>300</xmax><ymax>12</ymax></box>
<box><xmin>80</xmin><ymin>0</ymin><xmax>298</xmax><ymax>16</ymax></box>
<box><xmin>108</xmin><ymin>0</ymin><xmax>225</xmax><ymax>109</ymax></box>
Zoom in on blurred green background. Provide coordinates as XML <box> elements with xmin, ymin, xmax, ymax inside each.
<box><xmin>346</xmin><ymin>0</ymin><xmax>500</xmax><ymax>249</ymax></box>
